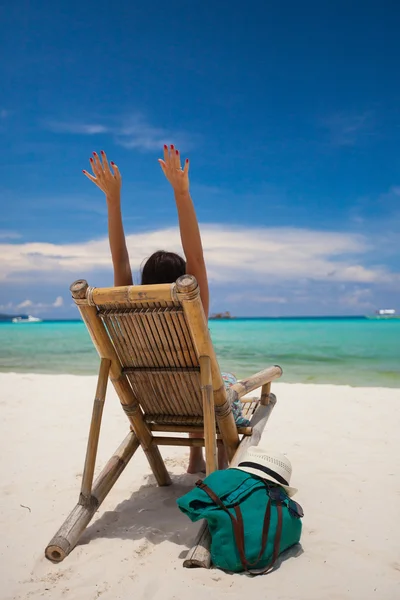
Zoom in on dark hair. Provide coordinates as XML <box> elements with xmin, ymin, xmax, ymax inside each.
<box><xmin>141</xmin><ymin>250</ymin><xmax>186</xmax><ymax>285</ymax></box>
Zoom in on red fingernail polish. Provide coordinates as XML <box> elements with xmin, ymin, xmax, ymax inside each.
<box><xmin>164</xmin><ymin>144</ymin><xmax>167</xmax><ymax>149</ymax></box>
<box><xmin>100</xmin><ymin>150</ymin><xmax>104</xmax><ymax>155</ymax></box>
<box><xmin>186</xmin><ymin>158</ymin><xmax>189</xmax><ymax>163</ymax></box>
<box><xmin>93</xmin><ymin>151</ymin><xmax>97</xmax><ymax>155</ymax></box>
<box><xmin>90</xmin><ymin>157</ymin><xmax>93</xmax><ymax>162</ymax></box>
<box><xmin>176</xmin><ymin>149</ymin><xmax>179</xmax><ymax>155</ymax></box>
<box><xmin>82</xmin><ymin>170</ymin><xmax>86</xmax><ymax>173</ymax></box>
<box><xmin>170</xmin><ymin>144</ymin><xmax>174</xmax><ymax>149</ymax></box>
<box><xmin>110</xmin><ymin>161</ymin><xmax>115</xmax><ymax>165</ymax></box>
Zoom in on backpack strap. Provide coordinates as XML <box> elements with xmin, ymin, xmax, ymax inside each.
<box><xmin>195</xmin><ymin>481</ymin><xmax>249</xmax><ymax>568</ymax></box>
<box><xmin>196</xmin><ymin>480</ymin><xmax>283</xmax><ymax>575</ymax></box>
<box><xmin>244</xmin><ymin>502</ymin><xmax>283</xmax><ymax>575</ymax></box>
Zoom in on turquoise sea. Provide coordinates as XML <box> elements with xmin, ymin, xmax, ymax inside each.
<box><xmin>0</xmin><ymin>318</ymin><xmax>399</xmax><ymax>387</ymax></box>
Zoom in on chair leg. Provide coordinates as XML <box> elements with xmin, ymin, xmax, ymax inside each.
<box><xmin>230</xmin><ymin>393</ymin><xmax>277</xmax><ymax>466</ymax></box>
<box><xmin>114</xmin><ymin>377</ymin><xmax>172</xmax><ymax>488</ymax></box>
<box><xmin>200</xmin><ymin>355</ymin><xmax>217</xmax><ymax>475</ymax></box>
<box><xmin>261</xmin><ymin>382</ymin><xmax>271</xmax><ymax>406</ymax></box>
<box><xmin>181</xmin><ymin>356</ymin><xmax>217</xmax><ymax>569</ymax></box>
<box><xmin>183</xmin><ymin>521</ymin><xmax>212</xmax><ymax>569</ymax></box>
<box><xmin>80</xmin><ymin>358</ymin><xmax>110</xmax><ymax>503</ymax></box>
<box><xmin>144</xmin><ymin>444</ymin><xmax>172</xmax><ymax>486</ymax></box>
<box><xmin>45</xmin><ymin>431</ymin><xmax>140</xmax><ymax>562</ymax></box>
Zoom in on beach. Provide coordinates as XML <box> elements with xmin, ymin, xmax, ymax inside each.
<box><xmin>1</xmin><ymin>373</ymin><xmax>399</xmax><ymax>600</ymax></box>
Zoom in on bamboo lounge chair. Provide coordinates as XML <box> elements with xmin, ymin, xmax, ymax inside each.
<box><xmin>45</xmin><ymin>275</ymin><xmax>282</xmax><ymax>567</ymax></box>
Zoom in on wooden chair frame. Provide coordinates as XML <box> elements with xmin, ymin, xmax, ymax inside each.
<box><xmin>45</xmin><ymin>275</ymin><xmax>282</xmax><ymax>566</ymax></box>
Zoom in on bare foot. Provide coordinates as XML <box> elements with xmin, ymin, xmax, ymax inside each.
<box><xmin>187</xmin><ymin>446</ymin><xmax>206</xmax><ymax>474</ymax></box>
<box><xmin>187</xmin><ymin>458</ymin><xmax>206</xmax><ymax>474</ymax></box>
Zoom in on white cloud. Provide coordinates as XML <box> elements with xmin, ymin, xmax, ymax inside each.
<box><xmin>379</xmin><ymin>186</ymin><xmax>400</xmax><ymax>205</ymax></box>
<box><xmin>115</xmin><ymin>115</ymin><xmax>193</xmax><ymax>150</ymax></box>
<box><xmin>0</xmin><ymin>225</ymin><xmax>398</xmax><ymax>288</ymax></box>
<box><xmin>53</xmin><ymin>296</ymin><xmax>63</xmax><ymax>307</ymax></box>
<box><xmin>0</xmin><ymin>231</ymin><xmax>21</xmax><ymax>240</ymax></box>
<box><xmin>321</xmin><ymin>111</ymin><xmax>373</xmax><ymax>146</ymax></box>
<box><xmin>227</xmin><ymin>294</ymin><xmax>288</xmax><ymax>304</ymax></box>
<box><xmin>45</xmin><ymin>114</ymin><xmax>195</xmax><ymax>152</ymax></box>
<box><xmin>6</xmin><ymin>297</ymin><xmax>64</xmax><ymax>312</ymax></box>
<box><xmin>46</xmin><ymin>121</ymin><xmax>108</xmax><ymax>135</ymax></box>
<box><xmin>0</xmin><ymin>302</ymin><xmax>13</xmax><ymax>310</ymax></box>
<box><xmin>339</xmin><ymin>287</ymin><xmax>374</xmax><ymax>309</ymax></box>
<box><xmin>17</xmin><ymin>299</ymin><xmax>33</xmax><ymax>308</ymax></box>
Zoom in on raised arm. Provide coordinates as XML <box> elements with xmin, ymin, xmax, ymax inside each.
<box><xmin>158</xmin><ymin>145</ymin><xmax>209</xmax><ymax>317</ymax></box>
<box><xmin>83</xmin><ymin>151</ymin><xmax>133</xmax><ymax>287</ymax></box>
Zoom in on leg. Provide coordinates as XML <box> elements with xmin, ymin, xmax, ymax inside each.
<box><xmin>187</xmin><ymin>434</ymin><xmax>206</xmax><ymax>474</ymax></box>
<box><xmin>217</xmin><ymin>445</ymin><xmax>228</xmax><ymax>470</ymax></box>
<box><xmin>189</xmin><ymin>438</ymin><xmax>227</xmax><ymax>471</ymax></box>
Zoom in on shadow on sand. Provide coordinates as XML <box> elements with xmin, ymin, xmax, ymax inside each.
<box><xmin>79</xmin><ymin>473</ymin><xmax>200</xmax><ymax>551</ymax></box>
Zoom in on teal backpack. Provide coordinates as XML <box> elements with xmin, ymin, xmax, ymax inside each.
<box><xmin>177</xmin><ymin>468</ymin><xmax>303</xmax><ymax>574</ymax></box>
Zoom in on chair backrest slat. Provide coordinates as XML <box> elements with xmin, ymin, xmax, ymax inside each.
<box><xmin>97</xmin><ymin>300</ymin><xmax>203</xmax><ymax>417</ymax></box>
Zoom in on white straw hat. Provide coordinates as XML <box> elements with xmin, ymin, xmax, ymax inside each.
<box><xmin>232</xmin><ymin>447</ymin><xmax>298</xmax><ymax>497</ymax></box>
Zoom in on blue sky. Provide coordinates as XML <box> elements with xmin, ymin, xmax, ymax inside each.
<box><xmin>1</xmin><ymin>0</ymin><xmax>399</xmax><ymax>317</ymax></box>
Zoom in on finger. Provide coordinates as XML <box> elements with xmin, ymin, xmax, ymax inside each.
<box><xmin>82</xmin><ymin>170</ymin><xmax>101</xmax><ymax>188</ymax></box>
<box><xmin>110</xmin><ymin>161</ymin><xmax>121</xmax><ymax>181</ymax></box>
<box><xmin>92</xmin><ymin>151</ymin><xmax>103</xmax><ymax>177</ymax></box>
<box><xmin>90</xmin><ymin>155</ymin><xmax>100</xmax><ymax>177</ymax></box>
<box><xmin>100</xmin><ymin>150</ymin><xmax>111</xmax><ymax>175</ymax></box>
<box><xmin>163</xmin><ymin>144</ymin><xmax>169</xmax><ymax>164</ymax></box>
<box><xmin>175</xmin><ymin>148</ymin><xmax>182</xmax><ymax>170</ymax></box>
<box><xmin>89</xmin><ymin>157</ymin><xmax>98</xmax><ymax>176</ymax></box>
<box><xmin>158</xmin><ymin>159</ymin><xmax>167</xmax><ymax>176</ymax></box>
<box><xmin>183</xmin><ymin>157</ymin><xmax>190</xmax><ymax>176</ymax></box>
<box><xmin>169</xmin><ymin>144</ymin><xmax>175</xmax><ymax>167</ymax></box>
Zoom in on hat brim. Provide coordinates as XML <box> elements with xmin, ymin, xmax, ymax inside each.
<box><xmin>233</xmin><ymin>466</ymin><xmax>298</xmax><ymax>497</ymax></box>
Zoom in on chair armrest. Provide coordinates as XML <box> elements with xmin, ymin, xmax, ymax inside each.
<box><xmin>227</xmin><ymin>365</ymin><xmax>282</xmax><ymax>401</ymax></box>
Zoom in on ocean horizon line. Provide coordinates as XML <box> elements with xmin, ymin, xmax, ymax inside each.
<box><xmin>0</xmin><ymin>315</ymin><xmax>394</xmax><ymax>323</ymax></box>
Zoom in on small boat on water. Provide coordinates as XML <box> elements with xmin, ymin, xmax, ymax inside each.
<box><xmin>12</xmin><ymin>315</ymin><xmax>43</xmax><ymax>324</ymax></box>
<box><xmin>367</xmin><ymin>309</ymin><xmax>400</xmax><ymax>320</ymax></box>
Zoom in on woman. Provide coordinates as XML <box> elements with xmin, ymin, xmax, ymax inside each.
<box><xmin>83</xmin><ymin>145</ymin><xmax>245</xmax><ymax>473</ymax></box>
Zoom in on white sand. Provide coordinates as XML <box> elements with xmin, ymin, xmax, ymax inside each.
<box><xmin>1</xmin><ymin>373</ymin><xmax>400</xmax><ymax>600</ymax></box>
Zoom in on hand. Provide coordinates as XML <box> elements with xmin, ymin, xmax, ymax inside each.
<box><xmin>158</xmin><ymin>145</ymin><xmax>189</xmax><ymax>195</ymax></box>
<box><xmin>83</xmin><ymin>151</ymin><xmax>121</xmax><ymax>201</ymax></box>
